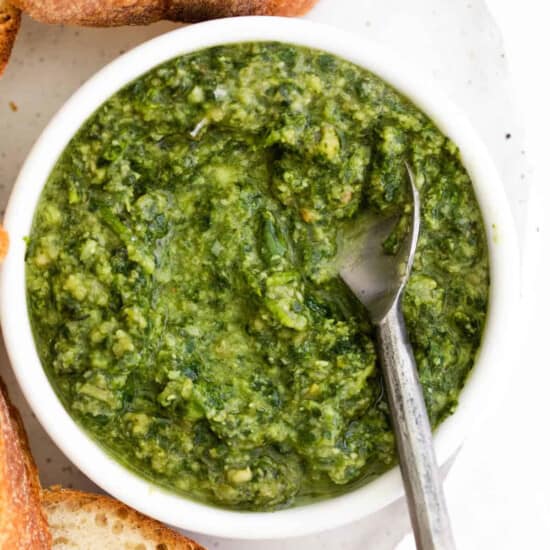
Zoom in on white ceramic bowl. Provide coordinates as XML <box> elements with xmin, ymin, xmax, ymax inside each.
<box><xmin>0</xmin><ymin>16</ymin><xmax>519</xmax><ymax>539</ymax></box>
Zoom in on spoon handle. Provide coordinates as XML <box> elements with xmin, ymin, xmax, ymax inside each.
<box><xmin>377</xmin><ymin>301</ymin><xmax>456</xmax><ymax>550</ymax></box>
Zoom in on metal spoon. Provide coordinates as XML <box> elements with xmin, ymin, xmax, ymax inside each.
<box><xmin>339</xmin><ymin>164</ymin><xmax>455</xmax><ymax>550</ymax></box>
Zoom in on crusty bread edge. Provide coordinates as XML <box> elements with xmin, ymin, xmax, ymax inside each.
<box><xmin>42</xmin><ymin>486</ymin><xmax>206</xmax><ymax>550</ymax></box>
<box><xmin>11</xmin><ymin>0</ymin><xmax>318</xmax><ymax>27</ymax></box>
<box><xmin>0</xmin><ymin>1</ymin><xmax>20</xmax><ymax>75</ymax></box>
<box><xmin>0</xmin><ymin>378</ymin><xmax>52</xmax><ymax>549</ymax></box>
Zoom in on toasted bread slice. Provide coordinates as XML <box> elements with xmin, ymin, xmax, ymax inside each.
<box><xmin>0</xmin><ymin>0</ymin><xmax>20</xmax><ymax>75</ymax></box>
<box><xmin>42</xmin><ymin>487</ymin><xmax>205</xmax><ymax>550</ymax></box>
<box><xmin>0</xmin><ymin>378</ymin><xmax>52</xmax><ymax>549</ymax></box>
<box><xmin>11</xmin><ymin>0</ymin><xmax>318</xmax><ymax>26</ymax></box>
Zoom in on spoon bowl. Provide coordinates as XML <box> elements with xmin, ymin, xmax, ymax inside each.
<box><xmin>339</xmin><ymin>163</ymin><xmax>420</xmax><ymax>323</ymax></box>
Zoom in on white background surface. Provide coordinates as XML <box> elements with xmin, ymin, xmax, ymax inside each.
<box><xmin>0</xmin><ymin>0</ymin><xmax>548</xmax><ymax>548</ymax></box>
<box><xmin>438</xmin><ymin>2</ymin><xmax>550</xmax><ymax>549</ymax></box>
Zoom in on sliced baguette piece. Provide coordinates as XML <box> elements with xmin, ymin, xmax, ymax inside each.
<box><xmin>42</xmin><ymin>487</ymin><xmax>206</xmax><ymax>550</ymax></box>
<box><xmin>0</xmin><ymin>0</ymin><xmax>20</xmax><ymax>75</ymax></box>
<box><xmin>11</xmin><ymin>0</ymin><xmax>318</xmax><ymax>27</ymax></box>
<box><xmin>0</xmin><ymin>378</ymin><xmax>52</xmax><ymax>549</ymax></box>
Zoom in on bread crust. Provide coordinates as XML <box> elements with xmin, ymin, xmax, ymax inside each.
<box><xmin>11</xmin><ymin>0</ymin><xmax>318</xmax><ymax>26</ymax></box>
<box><xmin>0</xmin><ymin>378</ymin><xmax>52</xmax><ymax>549</ymax></box>
<box><xmin>42</xmin><ymin>487</ymin><xmax>205</xmax><ymax>549</ymax></box>
<box><xmin>0</xmin><ymin>1</ymin><xmax>20</xmax><ymax>75</ymax></box>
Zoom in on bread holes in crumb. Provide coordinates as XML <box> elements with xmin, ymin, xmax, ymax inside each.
<box><xmin>94</xmin><ymin>512</ymin><xmax>108</xmax><ymax>526</ymax></box>
<box><xmin>112</xmin><ymin>519</ymin><xmax>124</xmax><ymax>534</ymax></box>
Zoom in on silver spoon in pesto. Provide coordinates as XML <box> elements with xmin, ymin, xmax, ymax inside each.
<box><xmin>339</xmin><ymin>164</ymin><xmax>455</xmax><ymax>550</ymax></box>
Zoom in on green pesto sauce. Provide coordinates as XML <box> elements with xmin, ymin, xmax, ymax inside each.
<box><xmin>26</xmin><ymin>43</ymin><xmax>489</xmax><ymax>510</ymax></box>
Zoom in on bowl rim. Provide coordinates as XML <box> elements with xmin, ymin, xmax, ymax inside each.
<box><xmin>0</xmin><ymin>16</ymin><xmax>520</xmax><ymax>539</ymax></box>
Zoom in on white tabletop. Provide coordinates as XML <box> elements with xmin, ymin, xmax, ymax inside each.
<box><xmin>1</xmin><ymin>1</ymin><xmax>547</xmax><ymax>548</ymax></box>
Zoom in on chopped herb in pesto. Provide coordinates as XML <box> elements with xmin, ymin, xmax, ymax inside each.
<box><xmin>26</xmin><ymin>42</ymin><xmax>489</xmax><ymax>510</ymax></box>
